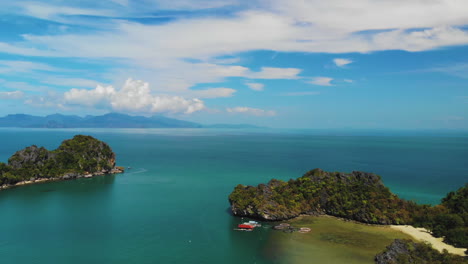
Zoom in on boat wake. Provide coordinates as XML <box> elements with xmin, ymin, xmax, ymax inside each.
<box><xmin>123</xmin><ymin>168</ymin><xmax>148</xmax><ymax>175</ymax></box>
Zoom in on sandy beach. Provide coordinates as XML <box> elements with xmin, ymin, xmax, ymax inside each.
<box><xmin>390</xmin><ymin>225</ymin><xmax>467</xmax><ymax>256</ymax></box>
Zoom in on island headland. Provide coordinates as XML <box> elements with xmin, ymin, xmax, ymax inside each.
<box><xmin>0</xmin><ymin>135</ymin><xmax>124</xmax><ymax>190</ymax></box>
<box><xmin>229</xmin><ymin>168</ymin><xmax>468</xmax><ymax>253</ymax></box>
<box><xmin>375</xmin><ymin>239</ymin><xmax>467</xmax><ymax>264</ymax></box>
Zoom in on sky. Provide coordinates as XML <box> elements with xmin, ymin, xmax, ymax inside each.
<box><xmin>0</xmin><ymin>0</ymin><xmax>467</xmax><ymax>129</ymax></box>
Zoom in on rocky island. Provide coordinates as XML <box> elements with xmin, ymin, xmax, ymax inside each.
<box><xmin>229</xmin><ymin>168</ymin><xmax>421</xmax><ymax>224</ymax></box>
<box><xmin>229</xmin><ymin>168</ymin><xmax>468</xmax><ymax>260</ymax></box>
<box><xmin>0</xmin><ymin>135</ymin><xmax>124</xmax><ymax>190</ymax></box>
<box><xmin>375</xmin><ymin>239</ymin><xmax>467</xmax><ymax>264</ymax></box>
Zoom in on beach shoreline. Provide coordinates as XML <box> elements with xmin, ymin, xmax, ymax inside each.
<box><xmin>390</xmin><ymin>225</ymin><xmax>467</xmax><ymax>256</ymax></box>
<box><xmin>0</xmin><ymin>167</ymin><xmax>124</xmax><ymax>191</ymax></box>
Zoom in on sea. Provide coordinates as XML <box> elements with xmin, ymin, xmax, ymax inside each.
<box><xmin>0</xmin><ymin>128</ymin><xmax>466</xmax><ymax>264</ymax></box>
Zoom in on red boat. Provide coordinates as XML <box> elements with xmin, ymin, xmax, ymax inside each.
<box><xmin>238</xmin><ymin>224</ymin><xmax>254</xmax><ymax>229</ymax></box>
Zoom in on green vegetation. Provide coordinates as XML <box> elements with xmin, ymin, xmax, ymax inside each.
<box><xmin>375</xmin><ymin>239</ymin><xmax>467</xmax><ymax>264</ymax></box>
<box><xmin>413</xmin><ymin>184</ymin><xmax>468</xmax><ymax>248</ymax></box>
<box><xmin>229</xmin><ymin>168</ymin><xmax>421</xmax><ymax>224</ymax></box>
<box><xmin>0</xmin><ymin>135</ymin><xmax>116</xmax><ymax>186</ymax></box>
<box><xmin>229</xmin><ymin>169</ymin><xmax>468</xmax><ymax>248</ymax></box>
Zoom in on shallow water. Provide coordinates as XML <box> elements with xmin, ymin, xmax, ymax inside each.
<box><xmin>265</xmin><ymin>216</ymin><xmax>411</xmax><ymax>264</ymax></box>
<box><xmin>0</xmin><ymin>128</ymin><xmax>466</xmax><ymax>263</ymax></box>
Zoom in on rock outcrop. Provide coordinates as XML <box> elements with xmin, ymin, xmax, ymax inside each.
<box><xmin>375</xmin><ymin>239</ymin><xmax>467</xmax><ymax>264</ymax></box>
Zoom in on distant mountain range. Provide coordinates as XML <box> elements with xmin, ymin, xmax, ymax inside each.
<box><xmin>0</xmin><ymin>113</ymin><xmax>263</xmax><ymax>129</ymax></box>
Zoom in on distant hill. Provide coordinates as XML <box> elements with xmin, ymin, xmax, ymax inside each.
<box><xmin>0</xmin><ymin>113</ymin><xmax>263</xmax><ymax>129</ymax></box>
<box><xmin>0</xmin><ymin>113</ymin><xmax>202</xmax><ymax>128</ymax></box>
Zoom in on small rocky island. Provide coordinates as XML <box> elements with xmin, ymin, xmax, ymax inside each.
<box><xmin>229</xmin><ymin>168</ymin><xmax>468</xmax><ymax>255</ymax></box>
<box><xmin>0</xmin><ymin>135</ymin><xmax>124</xmax><ymax>189</ymax></box>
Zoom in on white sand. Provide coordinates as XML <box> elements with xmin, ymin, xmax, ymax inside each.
<box><xmin>390</xmin><ymin>225</ymin><xmax>467</xmax><ymax>256</ymax></box>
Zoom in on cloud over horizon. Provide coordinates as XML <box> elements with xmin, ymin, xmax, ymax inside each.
<box><xmin>0</xmin><ymin>0</ymin><xmax>466</xmax><ymax>129</ymax></box>
<box><xmin>226</xmin><ymin>106</ymin><xmax>276</xmax><ymax>116</ymax></box>
<box><xmin>64</xmin><ymin>79</ymin><xmax>205</xmax><ymax>114</ymax></box>
<box><xmin>0</xmin><ymin>91</ymin><xmax>24</xmax><ymax>100</ymax></box>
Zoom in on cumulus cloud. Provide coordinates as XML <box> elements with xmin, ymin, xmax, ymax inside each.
<box><xmin>226</xmin><ymin>106</ymin><xmax>276</xmax><ymax>116</ymax></box>
<box><xmin>0</xmin><ymin>91</ymin><xmax>24</xmax><ymax>99</ymax></box>
<box><xmin>245</xmin><ymin>82</ymin><xmax>264</xmax><ymax>91</ymax></box>
<box><xmin>309</xmin><ymin>77</ymin><xmax>333</xmax><ymax>86</ymax></box>
<box><xmin>65</xmin><ymin>84</ymin><xmax>115</xmax><ymax>107</ymax></box>
<box><xmin>333</xmin><ymin>58</ymin><xmax>353</xmax><ymax>67</ymax></box>
<box><xmin>64</xmin><ymin>78</ymin><xmax>205</xmax><ymax>114</ymax></box>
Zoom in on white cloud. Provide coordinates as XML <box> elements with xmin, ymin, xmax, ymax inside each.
<box><xmin>245</xmin><ymin>82</ymin><xmax>264</xmax><ymax>91</ymax></box>
<box><xmin>106</xmin><ymin>63</ymin><xmax>297</xmax><ymax>97</ymax></box>
<box><xmin>18</xmin><ymin>2</ymin><xmax>116</xmax><ymax>20</ymax></box>
<box><xmin>344</xmin><ymin>79</ymin><xmax>354</xmax><ymax>83</ymax></box>
<box><xmin>309</xmin><ymin>77</ymin><xmax>333</xmax><ymax>86</ymax></box>
<box><xmin>248</xmin><ymin>67</ymin><xmax>301</xmax><ymax>79</ymax></box>
<box><xmin>189</xmin><ymin>87</ymin><xmax>236</xmax><ymax>98</ymax></box>
<box><xmin>0</xmin><ymin>60</ymin><xmax>62</xmax><ymax>73</ymax></box>
<box><xmin>154</xmin><ymin>0</ymin><xmax>237</xmax><ymax>10</ymax></box>
<box><xmin>266</xmin><ymin>0</ymin><xmax>468</xmax><ymax>32</ymax></box>
<box><xmin>25</xmin><ymin>91</ymin><xmax>68</xmax><ymax>109</ymax></box>
<box><xmin>65</xmin><ymin>85</ymin><xmax>116</xmax><ymax>107</ymax></box>
<box><xmin>4</xmin><ymin>6</ymin><xmax>468</xmax><ymax>61</ymax></box>
<box><xmin>64</xmin><ymin>78</ymin><xmax>205</xmax><ymax>114</ymax></box>
<box><xmin>1</xmin><ymin>0</ymin><xmax>468</xmax><ymax>116</ymax></box>
<box><xmin>42</xmin><ymin>77</ymin><xmax>102</xmax><ymax>88</ymax></box>
<box><xmin>226</xmin><ymin>106</ymin><xmax>276</xmax><ymax>116</ymax></box>
<box><xmin>333</xmin><ymin>58</ymin><xmax>353</xmax><ymax>67</ymax></box>
<box><xmin>0</xmin><ymin>91</ymin><xmax>24</xmax><ymax>99</ymax></box>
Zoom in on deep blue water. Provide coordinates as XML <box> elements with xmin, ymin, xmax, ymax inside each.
<box><xmin>0</xmin><ymin>128</ymin><xmax>466</xmax><ymax>263</ymax></box>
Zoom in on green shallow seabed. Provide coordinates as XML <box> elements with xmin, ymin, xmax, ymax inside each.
<box><xmin>264</xmin><ymin>216</ymin><xmax>412</xmax><ymax>264</ymax></box>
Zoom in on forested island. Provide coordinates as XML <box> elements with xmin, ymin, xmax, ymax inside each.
<box><xmin>229</xmin><ymin>168</ymin><xmax>468</xmax><ymax>250</ymax></box>
<box><xmin>0</xmin><ymin>135</ymin><xmax>123</xmax><ymax>189</ymax></box>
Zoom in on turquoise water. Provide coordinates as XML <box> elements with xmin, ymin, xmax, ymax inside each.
<box><xmin>0</xmin><ymin>128</ymin><xmax>466</xmax><ymax>263</ymax></box>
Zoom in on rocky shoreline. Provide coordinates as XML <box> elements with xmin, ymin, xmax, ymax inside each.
<box><xmin>0</xmin><ymin>166</ymin><xmax>124</xmax><ymax>191</ymax></box>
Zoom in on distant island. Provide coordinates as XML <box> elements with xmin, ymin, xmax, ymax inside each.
<box><xmin>0</xmin><ymin>113</ymin><xmax>264</xmax><ymax>129</ymax></box>
<box><xmin>229</xmin><ymin>168</ymin><xmax>468</xmax><ymax>250</ymax></box>
<box><xmin>0</xmin><ymin>135</ymin><xmax>123</xmax><ymax>190</ymax></box>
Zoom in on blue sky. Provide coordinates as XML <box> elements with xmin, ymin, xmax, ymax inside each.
<box><xmin>0</xmin><ymin>0</ymin><xmax>467</xmax><ymax>129</ymax></box>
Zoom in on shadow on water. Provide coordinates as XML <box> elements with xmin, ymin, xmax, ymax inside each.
<box><xmin>0</xmin><ymin>174</ymin><xmax>116</xmax><ymax>205</ymax></box>
<box><xmin>225</xmin><ymin>206</ymin><xmax>233</xmax><ymax>216</ymax></box>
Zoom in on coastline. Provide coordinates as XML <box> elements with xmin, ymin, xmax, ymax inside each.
<box><xmin>390</xmin><ymin>225</ymin><xmax>467</xmax><ymax>256</ymax></box>
<box><xmin>0</xmin><ymin>167</ymin><xmax>124</xmax><ymax>191</ymax></box>
<box><xmin>266</xmin><ymin>215</ymin><xmax>413</xmax><ymax>264</ymax></box>
<box><xmin>274</xmin><ymin>215</ymin><xmax>467</xmax><ymax>257</ymax></box>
